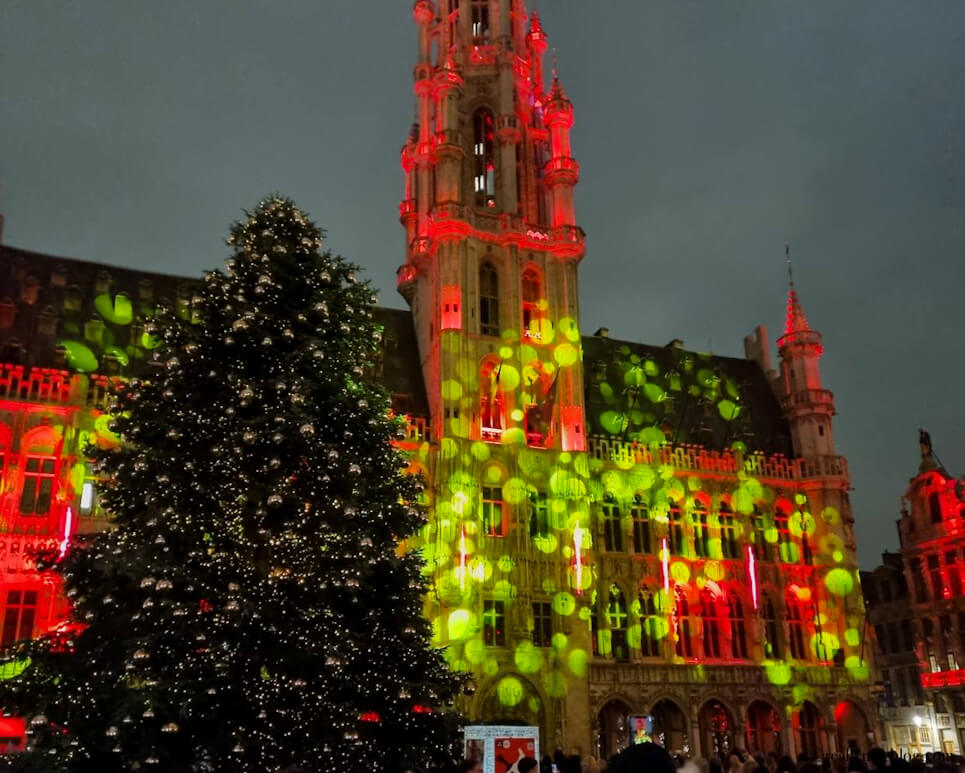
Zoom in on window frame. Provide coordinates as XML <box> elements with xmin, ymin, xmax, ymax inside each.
<box><xmin>481</xmin><ymin>485</ymin><xmax>504</xmax><ymax>537</ymax></box>
<box><xmin>532</xmin><ymin>600</ymin><xmax>553</xmax><ymax>648</ymax></box>
<box><xmin>478</xmin><ymin>261</ymin><xmax>500</xmax><ymax>337</ymax></box>
<box><xmin>483</xmin><ymin>598</ymin><xmax>506</xmax><ymax>646</ymax></box>
<box><xmin>1</xmin><ymin>589</ymin><xmax>38</xmax><ymax>646</ymax></box>
<box><xmin>19</xmin><ymin>454</ymin><xmax>57</xmax><ymax>515</ymax></box>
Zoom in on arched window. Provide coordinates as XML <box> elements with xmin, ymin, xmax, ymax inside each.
<box><xmin>521</xmin><ymin>266</ymin><xmax>545</xmax><ymax>341</ymax></box>
<box><xmin>763</xmin><ymin>595</ymin><xmax>783</xmax><ymax>659</ymax></box>
<box><xmin>473</xmin><ymin>109</ymin><xmax>496</xmax><ymax>208</ymax></box>
<box><xmin>529</xmin><ymin>491</ymin><xmax>549</xmax><ymax>539</ymax></box>
<box><xmin>479</xmin><ymin>261</ymin><xmax>499</xmax><ymax>336</ymax></box>
<box><xmin>674</xmin><ymin>587</ymin><xmax>694</xmax><ymax>658</ymax></box>
<box><xmin>718</xmin><ymin>502</ymin><xmax>738</xmax><ymax>559</ymax></box>
<box><xmin>470</xmin><ymin>0</ymin><xmax>489</xmax><ymax>42</ymax></box>
<box><xmin>639</xmin><ymin>590</ymin><xmax>662</xmax><ymax>657</ymax></box>
<box><xmin>19</xmin><ymin>430</ymin><xmax>59</xmax><ymax>516</ymax></box>
<box><xmin>481</xmin><ymin>483</ymin><xmax>504</xmax><ymax>537</ymax></box>
<box><xmin>752</xmin><ymin>505</ymin><xmax>771</xmax><ymax>562</ymax></box>
<box><xmin>479</xmin><ymin>357</ymin><xmax>504</xmax><ymax>440</ymax></box>
<box><xmin>786</xmin><ymin>592</ymin><xmax>809</xmax><ymax>661</ymax></box>
<box><xmin>701</xmin><ymin>588</ymin><xmax>722</xmax><ymax>658</ymax></box>
<box><xmin>692</xmin><ymin>500</ymin><xmax>710</xmax><ymax>558</ymax></box>
<box><xmin>728</xmin><ymin>593</ymin><xmax>748</xmax><ymax>659</ymax></box>
<box><xmin>631</xmin><ymin>494</ymin><xmax>652</xmax><ymax>554</ymax></box>
<box><xmin>774</xmin><ymin>502</ymin><xmax>795</xmax><ymax>562</ymax></box>
<box><xmin>668</xmin><ymin>502</ymin><xmax>685</xmax><ymax>555</ymax></box>
<box><xmin>601</xmin><ymin>494</ymin><xmax>623</xmax><ymax>552</ymax></box>
<box><xmin>607</xmin><ymin>586</ymin><xmax>629</xmax><ymax>661</ymax></box>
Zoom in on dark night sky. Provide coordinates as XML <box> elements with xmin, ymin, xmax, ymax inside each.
<box><xmin>2</xmin><ymin>2</ymin><xmax>964</xmax><ymax>568</ymax></box>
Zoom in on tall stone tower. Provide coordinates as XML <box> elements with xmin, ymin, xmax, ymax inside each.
<box><xmin>396</xmin><ymin>0</ymin><xmax>592</xmax><ymax>748</ymax></box>
<box><xmin>776</xmin><ymin>272</ymin><xmax>862</xmax><ymax>674</ymax></box>
<box><xmin>397</xmin><ymin>0</ymin><xmax>586</xmax><ymax>450</ymax></box>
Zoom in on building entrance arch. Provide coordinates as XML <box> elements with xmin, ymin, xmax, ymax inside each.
<box><xmin>745</xmin><ymin>700</ymin><xmax>781</xmax><ymax>756</ymax></box>
<box><xmin>795</xmin><ymin>701</ymin><xmax>822</xmax><ymax>760</ymax></box>
<box><xmin>835</xmin><ymin>700</ymin><xmax>870</xmax><ymax>756</ymax></box>
<box><xmin>698</xmin><ymin>698</ymin><xmax>735</xmax><ymax>758</ymax></box>
<box><xmin>597</xmin><ymin>699</ymin><xmax>632</xmax><ymax>760</ymax></box>
<box><xmin>650</xmin><ymin>699</ymin><xmax>690</xmax><ymax>755</ymax></box>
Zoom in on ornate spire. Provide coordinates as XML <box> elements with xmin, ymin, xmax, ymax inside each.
<box><xmin>783</xmin><ymin>242</ymin><xmax>810</xmax><ymax>337</ymax></box>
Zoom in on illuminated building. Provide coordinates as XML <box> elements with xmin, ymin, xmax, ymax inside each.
<box><xmin>860</xmin><ymin>553</ymin><xmax>937</xmax><ymax>756</ymax></box>
<box><xmin>1</xmin><ymin>0</ymin><xmax>877</xmax><ymax>760</ymax></box>
<box><xmin>864</xmin><ymin>433</ymin><xmax>965</xmax><ymax>755</ymax></box>
<box><xmin>396</xmin><ymin>0</ymin><xmax>875</xmax><ymax>760</ymax></box>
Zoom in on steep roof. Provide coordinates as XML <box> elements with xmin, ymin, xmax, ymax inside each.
<box><xmin>0</xmin><ymin>245</ymin><xmax>429</xmax><ymax>418</ymax></box>
<box><xmin>581</xmin><ymin>333</ymin><xmax>792</xmax><ymax>456</ymax></box>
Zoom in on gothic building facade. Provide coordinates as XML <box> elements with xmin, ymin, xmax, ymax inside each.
<box><xmin>394</xmin><ymin>0</ymin><xmax>875</xmax><ymax>760</ymax></box>
<box><xmin>0</xmin><ymin>0</ymin><xmax>877</xmax><ymax>760</ymax></box>
<box><xmin>863</xmin><ymin>435</ymin><xmax>965</xmax><ymax>756</ymax></box>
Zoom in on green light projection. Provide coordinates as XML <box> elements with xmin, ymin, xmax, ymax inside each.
<box><xmin>400</xmin><ymin>310</ymin><xmax>869</xmax><ymax>721</ymax></box>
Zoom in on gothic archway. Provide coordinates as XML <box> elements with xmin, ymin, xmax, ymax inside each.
<box><xmin>597</xmin><ymin>699</ymin><xmax>632</xmax><ymax>760</ymax></box>
<box><xmin>477</xmin><ymin>674</ymin><xmax>544</xmax><ymax>730</ymax></box>
<box><xmin>745</xmin><ymin>700</ymin><xmax>781</xmax><ymax>756</ymax></box>
<box><xmin>698</xmin><ymin>698</ymin><xmax>735</xmax><ymax>758</ymax></box>
<box><xmin>650</xmin><ymin>699</ymin><xmax>690</xmax><ymax>755</ymax></box>
<box><xmin>794</xmin><ymin>701</ymin><xmax>821</xmax><ymax>760</ymax></box>
<box><xmin>834</xmin><ymin>700</ymin><xmax>870</xmax><ymax>756</ymax></box>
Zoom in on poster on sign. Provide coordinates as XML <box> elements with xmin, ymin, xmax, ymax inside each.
<box><xmin>463</xmin><ymin>726</ymin><xmax>540</xmax><ymax>773</ymax></box>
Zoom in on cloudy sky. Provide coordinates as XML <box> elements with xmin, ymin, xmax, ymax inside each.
<box><xmin>2</xmin><ymin>1</ymin><xmax>963</xmax><ymax>567</ymax></box>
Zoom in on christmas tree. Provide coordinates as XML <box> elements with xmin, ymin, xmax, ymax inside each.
<box><xmin>0</xmin><ymin>197</ymin><xmax>464</xmax><ymax>772</ymax></box>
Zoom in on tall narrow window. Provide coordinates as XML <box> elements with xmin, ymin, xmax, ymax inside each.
<box><xmin>521</xmin><ymin>267</ymin><xmax>544</xmax><ymax>341</ymax></box>
<box><xmin>20</xmin><ymin>456</ymin><xmax>56</xmax><ymax>515</ymax></box>
<box><xmin>529</xmin><ymin>491</ymin><xmax>549</xmax><ymax>539</ymax></box>
<box><xmin>928</xmin><ymin>555</ymin><xmax>943</xmax><ymax>600</ymax></box>
<box><xmin>729</xmin><ymin>593</ymin><xmax>748</xmax><ymax>659</ymax></box>
<box><xmin>479</xmin><ymin>357</ymin><xmax>503</xmax><ymax>440</ymax></box>
<box><xmin>532</xmin><ymin>601</ymin><xmax>553</xmax><ymax>647</ymax></box>
<box><xmin>471</xmin><ymin>0</ymin><xmax>489</xmax><ymax>42</ymax></box>
<box><xmin>701</xmin><ymin>589</ymin><xmax>722</xmax><ymax>659</ymax></box>
<box><xmin>692</xmin><ymin>501</ymin><xmax>710</xmax><ymax>558</ymax></box>
<box><xmin>752</xmin><ymin>506</ymin><xmax>771</xmax><ymax>562</ymax></box>
<box><xmin>669</xmin><ymin>504</ymin><xmax>685</xmax><ymax>555</ymax></box>
<box><xmin>946</xmin><ymin>551</ymin><xmax>961</xmax><ymax>597</ymax></box>
<box><xmin>763</xmin><ymin>596</ymin><xmax>783</xmax><ymax>659</ymax></box>
<box><xmin>473</xmin><ymin>109</ymin><xmax>496</xmax><ymax>208</ymax></box>
<box><xmin>639</xmin><ymin>590</ymin><xmax>661</xmax><ymax>657</ymax></box>
<box><xmin>441</xmin><ymin>285</ymin><xmax>461</xmax><ymax>330</ymax></box>
<box><xmin>483</xmin><ymin>599</ymin><xmax>505</xmax><ymax>646</ymax></box>
<box><xmin>718</xmin><ymin>503</ymin><xmax>738</xmax><ymax>559</ymax></box>
<box><xmin>607</xmin><ymin>586</ymin><xmax>629</xmax><ymax>661</ymax></box>
<box><xmin>481</xmin><ymin>485</ymin><xmax>504</xmax><ymax>537</ymax></box>
<box><xmin>786</xmin><ymin>593</ymin><xmax>808</xmax><ymax>661</ymax></box>
<box><xmin>631</xmin><ymin>495</ymin><xmax>652</xmax><ymax>554</ymax></box>
<box><xmin>602</xmin><ymin>496</ymin><xmax>623</xmax><ymax>552</ymax></box>
<box><xmin>674</xmin><ymin>588</ymin><xmax>694</xmax><ymax>658</ymax></box>
<box><xmin>479</xmin><ymin>262</ymin><xmax>499</xmax><ymax>336</ymax></box>
<box><xmin>929</xmin><ymin>491</ymin><xmax>942</xmax><ymax>523</ymax></box>
<box><xmin>774</xmin><ymin>504</ymin><xmax>793</xmax><ymax>562</ymax></box>
<box><xmin>910</xmin><ymin>558</ymin><xmax>927</xmax><ymax>601</ymax></box>
<box><xmin>1</xmin><ymin>590</ymin><xmax>38</xmax><ymax>646</ymax></box>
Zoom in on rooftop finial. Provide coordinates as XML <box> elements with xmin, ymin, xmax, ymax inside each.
<box><xmin>551</xmin><ymin>48</ymin><xmax>559</xmax><ymax>82</ymax></box>
<box><xmin>785</xmin><ymin>241</ymin><xmax>794</xmax><ymax>287</ymax></box>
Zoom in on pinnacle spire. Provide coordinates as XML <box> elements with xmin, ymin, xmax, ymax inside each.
<box><xmin>783</xmin><ymin>243</ymin><xmax>810</xmax><ymax>336</ymax></box>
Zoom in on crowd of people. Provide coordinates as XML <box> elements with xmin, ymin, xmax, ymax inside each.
<box><xmin>443</xmin><ymin>744</ymin><xmax>965</xmax><ymax>773</ymax></box>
